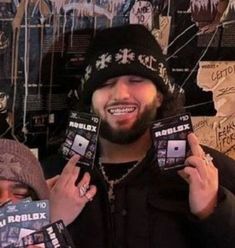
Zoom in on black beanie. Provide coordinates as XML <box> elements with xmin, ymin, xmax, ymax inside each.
<box><xmin>81</xmin><ymin>24</ymin><xmax>182</xmax><ymax>105</ymax></box>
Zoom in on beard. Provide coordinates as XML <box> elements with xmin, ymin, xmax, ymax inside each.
<box><xmin>98</xmin><ymin>100</ymin><xmax>157</xmax><ymax>144</ymax></box>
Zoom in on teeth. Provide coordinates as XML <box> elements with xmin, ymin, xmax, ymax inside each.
<box><xmin>108</xmin><ymin>107</ymin><xmax>136</xmax><ymax>115</ymax></box>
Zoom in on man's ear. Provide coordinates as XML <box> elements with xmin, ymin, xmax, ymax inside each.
<box><xmin>156</xmin><ymin>91</ymin><xmax>163</xmax><ymax>108</ymax></box>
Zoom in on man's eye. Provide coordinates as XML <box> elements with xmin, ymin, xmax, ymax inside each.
<box><xmin>129</xmin><ymin>77</ymin><xmax>144</xmax><ymax>83</ymax></box>
<box><xmin>13</xmin><ymin>189</ymin><xmax>29</xmax><ymax>199</ymax></box>
<box><xmin>13</xmin><ymin>193</ymin><xmax>28</xmax><ymax>199</ymax></box>
<box><xmin>129</xmin><ymin>79</ymin><xmax>143</xmax><ymax>84</ymax></box>
<box><xmin>100</xmin><ymin>81</ymin><xmax>114</xmax><ymax>88</ymax></box>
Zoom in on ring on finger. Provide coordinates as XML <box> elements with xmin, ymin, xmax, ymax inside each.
<box><xmin>84</xmin><ymin>192</ymin><xmax>93</xmax><ymax>202</ymax></box>
<box><xmin>79</xmin><ymin>183</ymin><xmax>90</xmax><ymax>197</ymax></box>
<box><xmin>203</xmin><ymin>153</ymin><xmax>213</xmax><ymax>166</ymax></box>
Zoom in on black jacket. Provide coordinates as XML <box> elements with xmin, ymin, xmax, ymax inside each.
<box><xmin>44</xmin><ymin>146</ymin><xmax>235</xmax><ymax>248</ymax></box>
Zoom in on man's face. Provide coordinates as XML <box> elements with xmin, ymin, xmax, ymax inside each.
<box><xmin>91</xmin><ymin>75</ymin><xmax>162</xmax><ymax>144</ymax></box>
<box><xmin>0</xmin><ymin>180</ymin><xmax>30</xmax><ymax>206</ymax></box>
<box><xmin>0</xmin><ymin>92</ymin><xmax>8</xmax><ymax>112</ymax></box>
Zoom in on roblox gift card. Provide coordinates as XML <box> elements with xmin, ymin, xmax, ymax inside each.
<box><xmin>61</xmin><ymin>111</ymin><xmax>100</xmax><ymax>167</ymax></box>
<box><xmin>151</xmin><ymin>113</ymin><xmax>193</xmax><ymax>171</ymax></box>
<box><xmin>0</xmin><ymin>199</ymin><xmax>49</xmax><ymax>248</ymax></box>
<box><xmin>5</xmin><ymin>220</ymin><xmax>75</xmax><ymax>248</ymax></box>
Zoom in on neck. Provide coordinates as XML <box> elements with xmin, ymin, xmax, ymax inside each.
<box><xmin>99</xmin><ymin>129</ymin><xmax>152</xmax><ymax>163</ymax></box>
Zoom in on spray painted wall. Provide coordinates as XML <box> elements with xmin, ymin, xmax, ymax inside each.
<box><xmin>0</xmin><ymin>0</ymin><xmax>235</xmax><ymax>159</ymax></box>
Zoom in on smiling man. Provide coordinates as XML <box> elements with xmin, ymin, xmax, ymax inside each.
<box><xmin>49</xmin><ymin>24</ymin><xmax>235</xmax><ymax>248</ymax></box>
<box><xmin>92</xmin><ymin>75</ymin><xmax>161</xmax><ymax>145</ymax></box>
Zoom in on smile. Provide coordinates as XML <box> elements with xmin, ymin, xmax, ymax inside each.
<box><xmin>107</xmin><ymin>106</ymin><xmax>137</xmax><ymax>115</ymax></box>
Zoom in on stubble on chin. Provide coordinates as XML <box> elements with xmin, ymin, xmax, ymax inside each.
<box><xmin>95</xmin><ymin>101</ymin><xmax>158</xmax><ymax>144</ymax></box>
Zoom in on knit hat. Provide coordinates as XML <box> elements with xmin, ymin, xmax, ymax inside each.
<box><xmin>81</xmin><ymin>24</ymin><xmax>182</xmax><ymax>105</ymax></box>
<box><xmin>0</xmin><ymin>139</ymin><xmax>49</xmax><ymax>200</ymax></box>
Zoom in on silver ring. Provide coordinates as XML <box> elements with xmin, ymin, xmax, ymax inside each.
<box><xmin>203</xmin><ymin>153</ymin><xmax>213</xmax><ymax>166</ymax></box>
<box><xmin>79</xmin><ymin>183</ymin><xmax>90</xmax><ymax>197</ymax></box>
<box><xmin>84</xmin><ymin>192</ymin><xmax>93</xmax><ymax>202</ymax></box>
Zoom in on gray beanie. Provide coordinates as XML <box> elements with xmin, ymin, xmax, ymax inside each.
<box><xmin>0</xmin><ymin>139</ymin><xmax>49</xmax><ymax>200</ymax></box>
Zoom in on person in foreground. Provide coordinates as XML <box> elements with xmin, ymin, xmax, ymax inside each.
<box><xmin>0</xmin><ymin>138</ymin><xmax>49</xmax><ymax>205</ymax></box>
<box><xmin>0</xmin><ymin>138</ymin><xmax>96</xmax><ymax>227</ymax></box>
<box><xmin>48</xmin><ymin>24</ymin><xmax>235</xmax><ymax>248</ymax></box>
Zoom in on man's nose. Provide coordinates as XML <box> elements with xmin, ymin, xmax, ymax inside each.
<box><xmin>112</xmin><ymin>79</ymin><xmax>130</xmax><ymax>100</ymax></box>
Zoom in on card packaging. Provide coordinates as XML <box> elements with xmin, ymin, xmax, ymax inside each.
<box><xmin>0</xmin><ymin>199</ymin><xmax>50</xmax><ymax>247</ymax></box>
<box><xmin>61</xmin><ymin>111</ymin><xmax>101</xmax><ymax>167</ymax></box>
<box><xmin>151</xmin><ymin>113</ymin><xmax>193</xmax><ymax>172</ymax></box>
<box><xmin>5</xmin><ymin>220</ymin><xmax>75</xmax><ymax>248</ymax></box>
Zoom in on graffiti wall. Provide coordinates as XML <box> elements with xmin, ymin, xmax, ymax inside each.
<box><xmin>192</xmin><ymin>116</ymin><xmax>235</xmax><ymax>159</ymax></box>
<box><xmin>0</xmin><ymin>0</ymin><xmax>235</xmax><ymax>160</ymax></box>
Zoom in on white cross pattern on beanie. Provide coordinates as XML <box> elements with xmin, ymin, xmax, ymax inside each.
<box><xmin>81</xmin><ymin>47</ymin><xmax>185</xmax><ymax>96</ymax></box>
<box><xmin>96</xmin><ymin>53</ymin><xmax>112</xmax><ymax>70</ymax></box>
<box><xmin>85</xmin><ymin>49</ymin><xmax>165</xmax><ymax>81</ymax></box>
<box><xmin>115</xmin><ymin>49</ymin><xmax>135</xmax><ymax>64</ymax></box>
